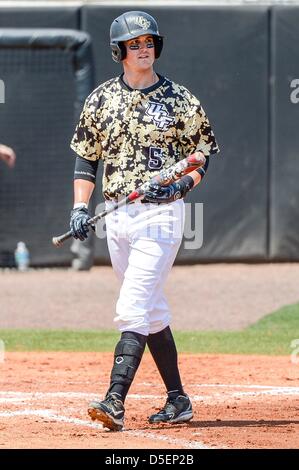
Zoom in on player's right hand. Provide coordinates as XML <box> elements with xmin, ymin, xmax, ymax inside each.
<box><xmin>70</xmin><ymin>206</ymin><xmax>91</xmax><ymax>241</ymax></box>
<box><xmin>143</xmin><ymin>180</ymin><xmax>188</xmax><ymax>204</ymax></box>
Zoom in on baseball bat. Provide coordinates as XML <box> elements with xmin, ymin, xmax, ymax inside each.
<box><xmin>52</xmin><ymin>152</ymin><xmax>205</xmax><ymax>247</ymax></box>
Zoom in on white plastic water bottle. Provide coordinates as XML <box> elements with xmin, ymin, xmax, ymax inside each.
<box><xmin>14</xmin><ymin>241</ymin><xmax>30</xmax><ymax>271</ymax></box>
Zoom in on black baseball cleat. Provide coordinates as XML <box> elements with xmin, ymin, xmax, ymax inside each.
<box><xmin>148</xmin><ymin>395</ymin><xmax>193</xmax><ymax>424</ymax></box>
<box><xmin>88</xmin><ymin>393</ymin><xmax>125</xmax><ymax>431</ymax></box>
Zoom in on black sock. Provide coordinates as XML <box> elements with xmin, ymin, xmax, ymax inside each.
<box><xmin>147</xmin><ymin>326</ymin><xmax>185</xmax><ymax>400</ymax></box>
<box><xmin>108</xmin><ymin>330</ymin><xmax>147</xmax><ymax>403</ymax></box>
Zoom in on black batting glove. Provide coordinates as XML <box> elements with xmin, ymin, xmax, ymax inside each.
<box><xmin>70</xmin><ymin>205</ymin><xmax>91</xmax><ymax>241</ymax></box>
<box><xmin>143</xmin><ymin>180</ymin><xmax>190</xmax><ymax>204</ymax></box>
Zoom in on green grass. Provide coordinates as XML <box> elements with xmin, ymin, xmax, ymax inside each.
<box><xmin>0</xmin><ymin>303</ymin><xmax>298</xmax><ymax>355</ymax></box>
<box><xmin>0</xmin><ymin>329</ymin><xmax>119</xmax><ymax>352</ymax></box>
<box><xmin>175</xmin><ymin>303</ymin><xmax>299</xmax><ymax>355</ymax></box>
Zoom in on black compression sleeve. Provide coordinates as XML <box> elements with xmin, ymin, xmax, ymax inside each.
<box><xmin>74</xmin><ymin>156</ymin><xmax>99</xmax><ymax>183</ymax></box>
<box><xmin>195</xmin><ymin>155</ymin><xmax>209</xmax><ymax>180</ymax></box>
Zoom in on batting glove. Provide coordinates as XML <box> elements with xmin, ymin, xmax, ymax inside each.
<box><xmin>70</xmin><ymin>205</ymin><xmax>92</xmax><ymax>241</ymax></box>
<box><xmin>143</xmin><ymin>179</ymin><xmax>191</xmax><ymax>204</ymax></box>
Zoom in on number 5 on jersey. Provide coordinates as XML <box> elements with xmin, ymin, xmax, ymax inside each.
<box><xmin>148</xmin><ymin>147</ymin><xmax>164</xmax><ymax>170</ymax></box>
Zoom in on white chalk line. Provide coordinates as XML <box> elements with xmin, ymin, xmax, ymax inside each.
<box><xmin>128</xmin><ymin>430</ymin><xmax>212</xmax><ymax>449</ymax></box>
<box><xmin>231</xmin><ymin>389</ymin><xmax>299</xmax><ymax>397</ymax></box>
<box><xmin>0</xmin><ymin>392</ymin><xmax>165</xmax><ymax>400</ymax></box>
<box><xmin>1</xmin><ymin>383</ymin><xmax>299</xmax><ymax>404</ymax></box>
<box><xmin>140</xmin><ymin>383</ymin><xmax>299</xmax><ymax>390</ymax></box>
<box><xmin>0</xmin><ymin>409</ymin><xmax>211</xmax><ymax>449</ymax></box>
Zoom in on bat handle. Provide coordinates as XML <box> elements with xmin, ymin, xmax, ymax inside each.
<box><xmin>52</xmin><ymin>230</ymin><xmax>73</xmax><ymax>247</ymax></box>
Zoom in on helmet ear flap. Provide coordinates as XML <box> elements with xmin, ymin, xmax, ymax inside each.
<box><xmin>111</xmin><ymin>42</ymin><xmax>127</xmax><ymax>63</ymax></box>
<box><xmin>119</xmin><ymin>42</ymin><xmax>127</xmax><ymax>61</ymax></box>
<box><xmin>153</xmin><ymin>36</ymin><xmax>163</xmax><ymax>59</ymax></box>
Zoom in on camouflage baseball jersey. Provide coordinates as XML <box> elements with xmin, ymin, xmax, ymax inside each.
<box><xmin>71</xmin><ymin>74</ymin><xmax>219</xmax><ymax>200</ymax></box>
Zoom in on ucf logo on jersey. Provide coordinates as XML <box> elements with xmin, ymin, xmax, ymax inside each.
<box><xmin>145</xmin><ymin>101</ymin><xmax>175</xmax><ymax>131</ymax></box>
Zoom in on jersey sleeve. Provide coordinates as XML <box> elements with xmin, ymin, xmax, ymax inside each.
<box><xmin>70</xmin><ymin>98</ymin><xmax>102</xmax><ymax>161</ymax></box>
<box><xmin>179</xmin><ymin>102</ymin><xmax>220</xmax><ymax>158</ymax></box>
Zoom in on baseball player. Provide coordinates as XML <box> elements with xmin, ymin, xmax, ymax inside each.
<box><xmin>70</xmin><ymin>11</ymin><xmax>219</xmax><ymax>431</ymax></box>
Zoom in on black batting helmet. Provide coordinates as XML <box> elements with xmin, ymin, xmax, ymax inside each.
<box><xmin>110</xmin><ymin>11</ymin><xmax>163</xmax><ymax>63</ymax></box>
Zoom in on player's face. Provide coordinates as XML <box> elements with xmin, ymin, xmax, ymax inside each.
<box><xmin>123</xmin><ymin>35</ymin><xmax>155</xmax><ymax>71</ymax></box>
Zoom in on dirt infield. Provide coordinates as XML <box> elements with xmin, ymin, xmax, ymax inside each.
<box><xmin>1</xmin><ymin>263</ymin><xmax>299</xmax><ymax>330</ymax></box>
<box><xmin>0</xmin><ymin>352</ymin><xmax>298</xmax><ymax>449</ymax></box>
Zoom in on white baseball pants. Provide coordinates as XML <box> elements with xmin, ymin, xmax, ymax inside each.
<box><xmin>105</xmin><ymin>199</ymin><xmax>185</xmax><ymax>336</ymax></box>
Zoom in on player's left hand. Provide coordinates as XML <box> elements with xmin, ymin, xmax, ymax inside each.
<box><xmin>143</xmin><ymin>180</ymin><xmax>188</xmax><ymax>204</ymax></box>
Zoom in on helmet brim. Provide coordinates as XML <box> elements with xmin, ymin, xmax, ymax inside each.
<box><xmin>111</xmin><ymin>31</ymin><xmax>163</xmax><ymax>44</ymax></box>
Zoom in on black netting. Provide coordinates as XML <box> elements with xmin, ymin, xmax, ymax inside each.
<box><xmin>0</xmin><ymin>31</ymin><xmax>93</xmax><ymax>266</ymax></box>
